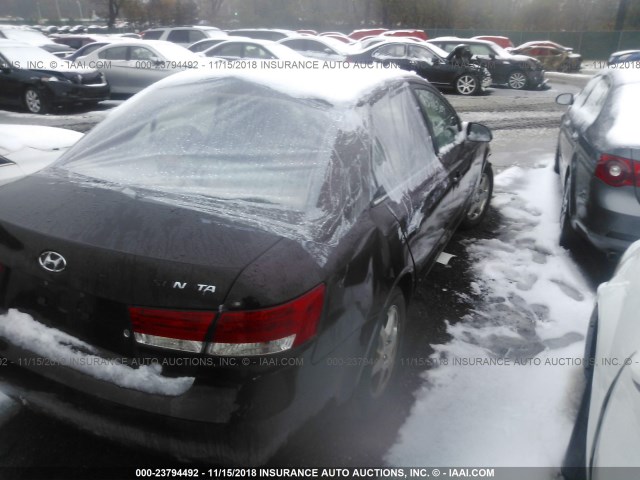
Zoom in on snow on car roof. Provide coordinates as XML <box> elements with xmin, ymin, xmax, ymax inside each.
<box><xmin>152</xmin><ymin>63</ymin><xmax>419</xmax><ymax>106</ymax></box>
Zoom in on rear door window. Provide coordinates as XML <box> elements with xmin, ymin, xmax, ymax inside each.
<box><xmin>99</xmin><ymin>45</ymin><xmax>127</xmax><ymax>60</ymax></box>
<box><xmin>370</xmin><ymin>86</ymin><xmax>439</xmax><ymax>195</ymax></box>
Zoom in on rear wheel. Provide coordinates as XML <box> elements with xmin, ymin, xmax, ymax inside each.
<box><xmin>355</xmin><ymin>288</ymin><xmax>406</xmax><ymax>410</ymax></box>
<box><xmin>559</xmin><ymin>171</ymin><xmax>578</xmax><ymax>249</ymax></box>
<box><xmin>460</xmin><ymin>163</ymin><xmax>493</xmax><ymax>230</ymax></box>
<box><xmin>507</xmin><ymin>70</ymin><xmax>528</xmax><ymax>90</ymax></box>
<box><xmin>455</xmin><ymin>74</ymin><xmax>480</xmax><ymax>96</ymax></box>
<box><xmin>24</xmin><ymin>87</ymin><xmax>48</xmax><ymax>114</ymax></box>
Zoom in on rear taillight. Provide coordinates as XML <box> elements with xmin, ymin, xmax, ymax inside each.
<box><xmin>595</xmin><ymin>154</ymin><xmax>640</xmax><ymax>187</ymax></box>
<box><xmin>206</xmin><ymin>284</ymin><xmax>325</xmax><ymax>357</ymax></box>
<box><xmin>129</xmin><ymin>308</ymin><xmax>215</xmax><ymax>353</ymax></box>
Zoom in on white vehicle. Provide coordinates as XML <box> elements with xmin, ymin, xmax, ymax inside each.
<box><xmin>277</xmin><ymin>35</ymin><xmax>357</xmax><ymax>61</ymax></box>
<box><xmin>564</xmin><ymin>239</ymin><xmax>640</xmax><ymax>479</ymax></box>
<box><xmin>0</xmin><ymin>125</ymin><xmax>82</xmax><ymax>186</ymax></box>
<box><xmin>141</xmin><ymin>26</ymin><xmax>225</xmax><ymax>47</ymax></box>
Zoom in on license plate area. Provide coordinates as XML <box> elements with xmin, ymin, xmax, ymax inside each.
<box><xmin>4</xmin><ymin>270</ymin><xmax>134</xmax><ymax>356</ymax></box>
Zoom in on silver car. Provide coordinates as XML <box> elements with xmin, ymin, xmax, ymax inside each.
<box><xmin>80</xmin><ymin>40</ymin><xmax>201</xmax><ymax>96</ymax></box>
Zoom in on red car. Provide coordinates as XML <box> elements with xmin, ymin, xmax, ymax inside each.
<box><xmin>382</xmin><ymin>29</ymin><xmax>428</xmax><ymax>41</ymax></box>
<box><xmin>349</xmin><ymin>28</ymin><xmax>388</xmax><ymax>40</ymax></box>
<box><xmin>472</xmin><ymin>36</ymin><xmax>514</xmax><ymax>49</ymax></box>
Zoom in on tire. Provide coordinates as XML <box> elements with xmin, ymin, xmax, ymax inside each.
<box><xmin>559</xmin><ymin>170</ymin><xmax>578</xmax><ymax>249</ymax></box>
<box><xmin>459</xmin><ymin>163</ymin><xmax>493</xmax><ymax>230</ymax></box>
<box><xmin>455</xmin><ymin>74</ymin><xmax>480</xmax><ymax>96</ymax></box>
<box><xmin>507</xmin><ymin>70</ymin><xmax>528</xmax><ymax>90</ymax></box>
<box><xmin>355</xmin><ymin>288</ymin><xmax>406</xmax><ymax>410</ymax></box>
<box><xmin>24</xmin><ymin>87</ymin><xmax>48</xmax><ymax>114</ymax></box>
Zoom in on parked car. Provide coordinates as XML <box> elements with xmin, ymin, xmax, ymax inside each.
<box><xmin>0</xmin><ymin>124</ymin><xmax>82</xmax><ymax>185</ymax></box>
<box><xmin>472</xmin><ymin>35</ymin><xmax>514</xmax><ymax>49</ymax></box>
<box><xmin>141</xmin><ymin>26</ymin><xmax>225</xmax><ymax>47</ymax></box>
<box><xmin>608</xmin><ymin>49</ymin><xmax>640</xmax><ymax>66</ymax></box>
<box><xmin>80</xmin><ymin>40</ymin><xmax>200</xmax><ymax>96</ymax></box>
<box><xmin>50</xmin><ymin>34</ymin><xmax>112</xmax><ymax>51</ymax></box>
<box><xmin>187</xmin><ymin>37</ymin><xmax>231</xmax><ymax>53</ymax></box>
<box><xmin>555</xmin><ymin>70</ymin><xmax>640</xmax><ymax>255</ymax></box>
<box><xmin>563</xmin><ymin>239</ymin><xmax>640</xmax><ymax>478</ymax></box>
<box><xmin>510</xmin><ymin>45</ymin><xmax>581</xmax><ymax>72</ymax></box>
<box><xmin>203</xmin><ymin>39</ymin><xmax>304</xmax><ymax>60</ymax></box>
<box><xmin>63</xmin><ymin>38</ymin><xmax>127</xmax><ymax>62</ymax></box>
<box><xmin>318</xmin><ymin>32</ymin><xmax>354</xmax><ymax>44</ymax></box>
<box><xmin>0</xmin><ymin>66</ymin><xmax>492</xmax><ymax>465</ymax></box>
<box><xmin>513</xmin><ymin>40</ymin><xmax>575</xmax><ymax>53</ymax></box>
<box><xmin>428</xmin><ymin>37</ymin><xmax>546</xmax><ymax>90</ymax></box>
<box><xmin>0</xmin><ymin>26</ymin><xmax>73</xmax><ymax>57</ymax></box>
<box><xmin>381</xmin><ymin>29</ymin><xmax>428</xmax><ymax>41</ymax></box>
<box><xmin>278</xmin><ymin>35</ymin><xmax>354</xmax><ymax>60</ymax></box>
<box><xmin>348</xmin><ymin>40</ymin><xmax>492</xmax><ymax>95</ymax></box>
<box><xmin>349</xmin><ymin>28</ymin><xmax>388</xmax><ymax>40</ymax></box>
<box><xmin>0</xmin><ymin>41</ymin><xmax>109</xmax><ymax>113</ymax></box>
<box><xmin>226</xmin><ymin>29</ymin><xmax>296</xmax><ymax>41</ymax></box>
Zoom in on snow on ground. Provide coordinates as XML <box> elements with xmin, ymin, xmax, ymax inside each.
<box><xmin>386</xmin><ymin>158</ymin><xmax>594</xmax><ymax>469</ymax></box>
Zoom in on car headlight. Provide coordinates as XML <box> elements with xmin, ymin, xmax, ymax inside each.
<box><xmin>42</xmin><ymin>76</ymin><xmax>69</xmax><ymax>83</ymax></box>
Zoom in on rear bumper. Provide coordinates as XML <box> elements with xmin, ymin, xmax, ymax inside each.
<box><xmin>0</xmin><ymin>312</ymin><xmax>340</xmax><ymax>465</ymax></box>
<box><xmin>574</xmin><ymin>183</ymin><xmax>640</xmax><ymax>254</ymax></box>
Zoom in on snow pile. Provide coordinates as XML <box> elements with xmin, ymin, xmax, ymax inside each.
<box><xmin>0</xmin><ymin>309</ymin><xmax>194</xmax><ymax>396</ymax></box>
<box><xmin>386</xmin><ymin>159</ymin><xmax>594</xmax><ymax>468</ymax></box>
<box><xmin>0</xmin><ymin>125</ymin><xmax>82</xmax><ymax>154</ymax></box>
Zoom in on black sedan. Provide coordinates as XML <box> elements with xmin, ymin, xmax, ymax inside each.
<box><xmin>428</xmin><ymin>37</ymin><xmax>546</xmax><ymax>90</ymax></box>
<box><xmin>348</xmin><ymin>40</ymin><xmax>492</xmax><ymax>95</ymax></box>
<box><xmin>0</xmin><ymin>68</ymin><xmax>492</xmax><ymax>465</ymax></box>
<box><xmin>556</xmin><ymin>70</ymin><xmax>640</xmax><ymax>255</ymax></box>
<box><xmin>0</xmin><ymin>42</ymin><xmax>109</xmax><ymax>113</ymax></box>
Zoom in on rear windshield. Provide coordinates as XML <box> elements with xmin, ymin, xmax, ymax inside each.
<box><xmin>57</xmin><ymin>78</ymin><xmax>342</xmax><ymax>211</ymax></box>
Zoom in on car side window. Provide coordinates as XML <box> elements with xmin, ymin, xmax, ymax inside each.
<box><xmin>373</xmin><ymin>44</ymin><xmax>405</xmax><ymax>59</ymax></box>
<box><xmin>283</xmin><ymin>39</ymin><xmax>307</xmax><ymax>51</ymax></box>
<box><xmin>129</xmin><ymin>47</ymin><xmax>154</xmax><ymax>61</ymax></box>
<box><xmin>575</xmin><ymin>78</ymin><xmax>610</xmax><ymax>126</ymax></box>
<box><xmin>468</xmin><ymin>44</ymin><xmax>492</xmax><ymax>56</ymax></box>
<box><xmin>212</xmin><ymin>43</ymin><xmax>243</xmax><ymax>58</ymax></box>
<box><xmin>370</xmin><ymin>86</ymin><xmax>439</xmax><ymax>195</ymax></box>
<box><xmin>413</xmin><ymin>88</ymin><xmax>461</xmax><ymax>153</ymax></box>
<box><xmin>167</xmin><ymin>29</ymin><xmax>189</xmax><ymax>43</ymax></box>
<box><xmin>189</xmin><ymin>30</ymin><xmax>206</xmax><ymax>43</ymax></box>
<box><xmin>244</xmin><ymin>45</ymin><xmax>274</xmax><ymax>59</ymax></box>
<box><xmin>99</xmin><ymin>46</ymin><xmax>127</xmax><ymax>60</ymax></box>
<box><xmin>143</xmin><ymin>30</ymin><xmax>163</xmax><ymax>40</ymax></box>
<box><xmin>408</xmin><ymin>45</ymin><xmax>437</xmax><ymax>61</ymax></box>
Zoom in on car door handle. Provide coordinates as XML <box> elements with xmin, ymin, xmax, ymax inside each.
<box><xmin>571</xmin><ymin>132</ymin><xmax>579</xmax><ymax>141</ymax></box>
<box><xmin>453</xmin><ymin>172</ymin><xmax>461</xmax><ymax>184</ymax></box>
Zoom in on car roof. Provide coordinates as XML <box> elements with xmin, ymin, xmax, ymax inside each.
<box><xmin>604</xmin><ymin>69</ymin><xmax>640</xmax><ymax>86</ymax></box>
<box><xmin>149</xmin><ymin>65</ymin><xmax>424</xmax><ymax>107</ymax></box>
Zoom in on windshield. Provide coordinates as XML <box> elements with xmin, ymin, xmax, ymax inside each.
<box><xmin>57</xmin><ymin>78</ymin><xmax>343</xmax><ymax>211</ymax></box>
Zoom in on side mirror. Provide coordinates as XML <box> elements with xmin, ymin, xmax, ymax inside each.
<box><xmin>324</xmin><ymin>48</ymin><xmax>333</xmax><ymax>54</ymax></box>
<box><xmin>0</xmin><ymin>63</ymin><xmax>10</xmax><ymax>74</ymax></box>
<box><xmin>467</xmin><ymin>123</ymin><xmax>492</xmax><ymax>143</ymax></box>
<box><xmin>150</xmin><ymin>56</ymin><xmax>163</xmax><ymax>66</ymax></box>
<box><xmin>489</xmin><ymin>53</ymin><xmax>496</xmax><ymax>60</ymax></box>
<box><xmin>556</xmin><ymin>93</ymin><xmax>574</xmax><ymax>106</ymax></box>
